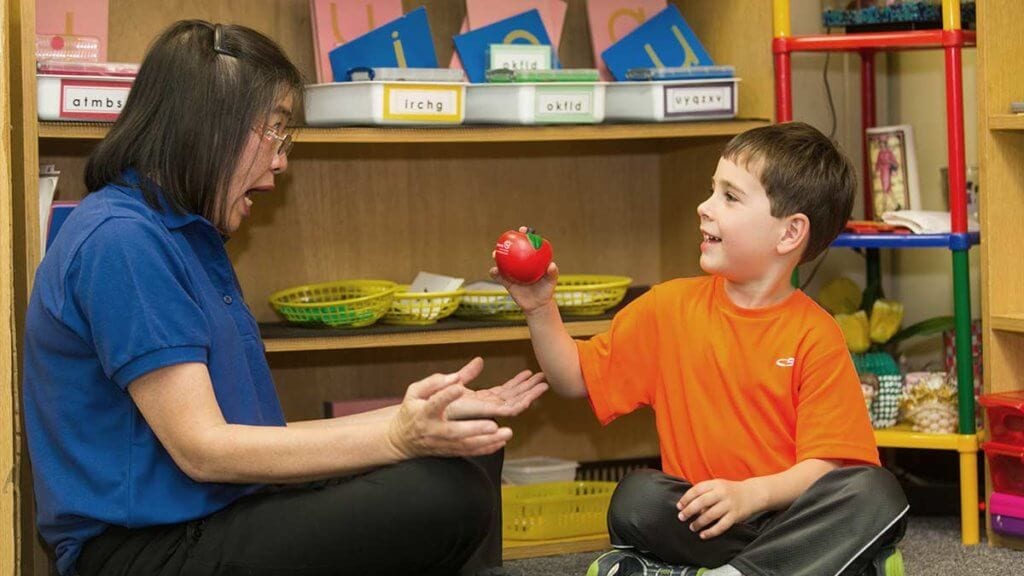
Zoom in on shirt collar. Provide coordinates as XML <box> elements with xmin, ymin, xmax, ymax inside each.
<box><xmin>113</xmin><ymin>169</ymin><xmax>216</xmax><ymax>232</ymax></box>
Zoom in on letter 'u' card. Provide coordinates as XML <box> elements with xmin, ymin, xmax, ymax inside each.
<box><xmin>600</xmin><ymin>5</ymin><xmax>714</xmax><ymax>81</ymax></box>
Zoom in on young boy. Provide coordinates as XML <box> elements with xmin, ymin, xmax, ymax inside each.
<box><xmin>493</xmin><ymin>123</ymin><xmax>909</xmax><ymax>576</ymax></box>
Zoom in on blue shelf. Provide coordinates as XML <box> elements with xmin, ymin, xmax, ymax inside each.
<box><xmin>832</xmin><ymin>232</ymin><xmax>980</xmax><ymax>250</ymax></box>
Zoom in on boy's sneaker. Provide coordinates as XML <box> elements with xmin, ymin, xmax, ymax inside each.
<box><xmin>586</xmin><ymin>549</ymin><xmax>703</xmax><ymax>576</ymax></box>
<box><xmin>865</xmin><ymin>546</ymin><xmax>904</xmax><ymax>576</ymax></box>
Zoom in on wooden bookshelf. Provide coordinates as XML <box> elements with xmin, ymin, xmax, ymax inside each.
<box><xmin>979</xmin><ymin>0</ymin><xmax>1024</xmax><ymax>550</ymax></box>
<box><xmin>5</xmin><ymin>1</ymin><xmax>774</xmax><ymax>572</ymax></box>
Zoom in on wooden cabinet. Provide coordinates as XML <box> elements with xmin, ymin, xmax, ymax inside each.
<box><xmin>5</xmin><ymin>1</ymin><xmax>772</xmax><ymax>572</ymax></box>
<box><xmin>979</xmin><ymin>0</ymin><xmax>1024</xmax><ymax>551</ymax></box>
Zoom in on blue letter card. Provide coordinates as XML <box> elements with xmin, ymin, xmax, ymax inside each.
<box><xmin>328</xmin><ymin>6</ymin><xmax>438</xmax><ymax>82</ymax></box>
<box><xmin>601</xmin><ymin>5</ymin><xmax>714</xmax><ymax>81</ymax></box>
<box><xmin>453</xmin><ymin>9</ymin><xmax>557</xmax><ymax>83</ymax></box>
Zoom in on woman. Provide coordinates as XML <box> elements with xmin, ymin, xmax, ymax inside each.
<box><xmin>22</xmin><ymin>20</ymin><xmax>545</xmax><ymax>576</ymax></box>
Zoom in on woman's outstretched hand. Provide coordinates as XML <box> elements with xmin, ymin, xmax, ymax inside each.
<box><xmin>387</xmin><ymin>358</ymin><xmax>547</xmax><ymax>459</ymax></box>
<box><xmin>446</xmin><ymin>357</ymin><xmax>547</xmax><ymax>421</ymax></box>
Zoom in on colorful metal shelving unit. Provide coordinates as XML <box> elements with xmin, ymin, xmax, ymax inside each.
<box><xmin>772</xmin><ymin>0</ymin><xmax>980</xmax><ymax>546</ymax></box>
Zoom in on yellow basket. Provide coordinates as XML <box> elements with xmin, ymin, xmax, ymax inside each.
<box><xmin>383</xmin><ymin>285</ymin><xmax>466</xmax><ymax>325</ymax></box>
<box><xmin>502</xmin><ymin>481</ymin><xmax>616</xmax><ymax>541</ymax></box>
<box><xmin>455</xmin><ymin>287</ymin><xmax>524</xmax><ymax>321</ymax></box>
<box><xmin>554</xmin><ymin>275</ymin><xmax>632</xmax><ymax>316</ymax></box>
<box><xmin>269</xmin><ymin>280</ymin><xmax>397</xmax><ymax>328</ymax></box>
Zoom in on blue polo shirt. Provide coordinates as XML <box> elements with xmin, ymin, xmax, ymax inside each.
<box><xmin>22</xmin><ymin>172</ymin><xmax>286</xmax><ymax>575</ymax></box>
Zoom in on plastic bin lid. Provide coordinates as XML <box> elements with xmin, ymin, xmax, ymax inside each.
<box><xmin>982</xmin><ymin>441</ymin><xmax>1024</xmax><ymax>460</ymax></box>
<box><xmin>990</xmin><ymin>492</ymin><xmax>1024</xmax><ymax>518</ymax></box>
<box><xmin>503</xmin><ymin>457</ymin><xmax>579</xmax><ymax>472</ymax></box>
<box><xmin>979</xmin><ymin>390</ymin><xmax>1024</xmax><ymax>409</ymax></box>
<box><xmin>37</xmin><ymin>61</ymin><xmax>139</xmax><ymax>77</ymax></box>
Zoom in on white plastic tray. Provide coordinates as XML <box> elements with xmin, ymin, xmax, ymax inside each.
<box><xmin>465</xmin><ymin>82</ymin><xmax>606</xmax><ymax>125</ymax></box>
<box><xmin>37</xmin><ymin>74</ymin><xmax>134</xmax><ymax>122</ymax></box>
<box><xmin>304</xmin><ymin>81</ymin><xmax>466</xmax><ymax>126</ymax></box>
<box><xmin>605</xmin><ymin>78</ymin><xmax>740</xmax><ymax>122</ymax></box>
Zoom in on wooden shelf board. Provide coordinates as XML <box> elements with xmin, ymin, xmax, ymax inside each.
<box><xmin>503</xmin><ymin>534</ymin><xmax>610</xmax><ymax>560</ymax></box>
<box><xmin>874</xmin><ymin>424</ymin><xmax>978</xmax><ymax>452</ymax></box>
<box><xmin>262</xmin><ymin>318</ymin><xmax>611</xmax><ymax>352</ymax></box>
<box><xmin>988</xmin><ymin>115</ymin><xmax>1024</xmax><ymax>131</ymax></box>
<box><xmin>38</xmin><ymin>119</ymin><xmax>771</xmax><ymax>143</ymax></box>
<box><xmin>991</xmin><ymin>314</ymin><xmax>1024</xmax><ymax>334</ymax></box>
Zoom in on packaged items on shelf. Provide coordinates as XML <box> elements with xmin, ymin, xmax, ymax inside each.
<box><xmin>36</xmin><ymin>61</ymin><xmax>138</xmax><ymax>122</ymax></box>
<box><xmin>822</xmin><ymin>1</ymin><xmax>976</xmax><ymax>32</ymax></box>
<box><xmin>901</xmin><ymin>371</ymin><xmax>958</xmax><ymax>434</ymax></box>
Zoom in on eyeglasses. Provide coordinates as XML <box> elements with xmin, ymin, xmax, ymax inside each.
<box><xmin>259</xmin><ymin>126</ymin><xmax>293</xmax><ymax>157</ymax></box>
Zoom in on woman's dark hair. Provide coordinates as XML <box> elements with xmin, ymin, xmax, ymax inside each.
<box><xmin>85</xmin><ymin>20</ymin><xmax>303</xmax><ymax>229</ymax></box>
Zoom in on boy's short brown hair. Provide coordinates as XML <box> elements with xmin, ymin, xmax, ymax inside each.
<box><xmin>722</xmin><ymin>122</ymin><xmax>856</xmax><ymax>263</ymax></box>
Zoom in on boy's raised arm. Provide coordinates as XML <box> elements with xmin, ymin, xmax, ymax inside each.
<box><xmin>490</xmin><ymin>260</ymin><xmax>589</xmax><ymax>398</ymax></box>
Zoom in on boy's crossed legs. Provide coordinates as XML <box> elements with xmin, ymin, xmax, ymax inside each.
<box><xmin>594</xmin><ymin>467</ymin><xmax>908</xmax><ymax>576</ymax></box>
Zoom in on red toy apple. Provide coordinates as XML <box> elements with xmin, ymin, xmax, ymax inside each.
<box><xmin>494</xmin><ymin>228</ymin><xmax>553</xmax><ymax>284</ymax></box>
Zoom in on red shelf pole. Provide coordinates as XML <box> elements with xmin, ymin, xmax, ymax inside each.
<box><xmin>945</xmin><ymin>44</ymin><xmax>967</xmax><ymax>233</ymax></box>
<box><xmin>861</xmin><ymin>51</ymin><xmax>876</xmax><ymax>220</ymax></box>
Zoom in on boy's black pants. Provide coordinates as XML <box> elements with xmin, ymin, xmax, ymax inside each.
<box><xmin>76</xmin><ymin>454</ymin><xmax>503</xmax><ymax>576</ymax></box>
<box><xmin>608</xmin><ymin>466</ymin><xmax>909</xmax><ymax>576</ymax></box>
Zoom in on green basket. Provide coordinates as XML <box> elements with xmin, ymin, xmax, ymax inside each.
<box><xmin>269</xmin><ymin>280</ymin><xmax>398</xmax><ymax>328</ymax></box>
<box><xmin>853</xmin><ymin>351</ymin><xmax>903</xmax><ymax>429</ymax></box>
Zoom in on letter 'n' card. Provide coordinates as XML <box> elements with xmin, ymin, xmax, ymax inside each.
<box><xmin>600</xmin><ymin>5</ymin><xmax>714</xmax><ymax>81</ymax></box>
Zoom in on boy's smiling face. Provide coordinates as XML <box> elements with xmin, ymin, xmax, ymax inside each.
<box><xmin>697</xmin><ymin>157</ymin><xmax>793</xmax><ymax>282</ymax></box>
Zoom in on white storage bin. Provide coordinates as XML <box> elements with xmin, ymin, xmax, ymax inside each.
<box><xmin>605</xmin><ymin>78</ymin><xmax>740</xmax><ymax>123</ymax></box>
<box><xmin>465</xmin><ymin>83</ymin><xmax>606</xmax><ymax>125</ymax></box>
<box><xmin>37</xmin><ymin>73</ymin><xmax>135</xmax><ymax>122</ymax></box>
<box><xmin>502</xmin><ymin>457</ymin><xmax>579</xmax><ymax>485</ymax></box>
<box><xmin>304</xmin><ymin>81</ymin><xmax>466</xmax><ymax>127</ymax></box>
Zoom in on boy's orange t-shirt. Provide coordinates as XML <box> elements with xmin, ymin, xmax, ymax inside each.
<box><xmin>576</xmin><ymin>275</ymin><xmax>879</xmax><ymax>484</ymax></box>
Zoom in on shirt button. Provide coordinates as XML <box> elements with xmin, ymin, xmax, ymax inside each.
<box><xmin>223</xmin><ymin>295</ymin><xmax>233</xmax><ymax>305</ymax></box>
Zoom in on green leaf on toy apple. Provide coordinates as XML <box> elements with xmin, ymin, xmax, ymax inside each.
<box><xmin>527</xmin><ymin>232</ymin><xmax>543</xmax><ymax>250</ymax></box>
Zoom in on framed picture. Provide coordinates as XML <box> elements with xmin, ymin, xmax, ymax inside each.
<box><xmin>866</xmin><ymin>124</ymin><xmax>920</xmax><ymax>220</ymax></box>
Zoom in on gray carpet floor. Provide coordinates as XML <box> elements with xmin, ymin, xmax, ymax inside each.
<box><xmin>505</xmin><ymin>516</ymin><xmax>1023</xmax><ymax>575</ymax></box>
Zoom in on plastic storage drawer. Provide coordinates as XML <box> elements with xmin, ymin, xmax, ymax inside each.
<box><xmin>979</xmin><ymin>390</ymin><xmax>1024</xmax><ymax>445</ymax></box>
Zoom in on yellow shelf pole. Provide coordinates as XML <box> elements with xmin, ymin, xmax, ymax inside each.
<box><xmin>959</xmin><ymin>450</ymin><xmax>980</xmax><ymax>545</ymax></box>
<box><xmin>943</xmin><ymin>0</ymin><xmax>961</xmax><ymax>31</ymax></box>
<box><xmin>773</xmin><ymin>0</ymin><xmax>791</xmax><ymax>38</ymax></box>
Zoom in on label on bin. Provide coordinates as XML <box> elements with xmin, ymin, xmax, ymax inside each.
<box><xmin>489</xmin><ymin>44</ymin><xmax>553</xmax><ymax>72</ymax></box>
<box><xmin>664</xmin><ymin>83</ymin><xmax>734</xmax><ymax>118</ymax></box>
<box><xmin>383</xmin><ymin>84</ymin><xmax>462</xmax><ymax>123</ymax></box>
<box><xmin>534</xmin><ymin>86</ymin><xmax>596</xmax><ymax>123</ymax></box>
<box><xmin>59</xmin><ymin>79</ymin><xmax>132</xmax><ymax>121</ymax></box>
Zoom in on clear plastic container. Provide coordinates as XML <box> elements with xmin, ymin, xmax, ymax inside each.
<box><xmin>501</xmin><ymin>457</ymin><xmax>579</xmax><ymax>485</ymax></box>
